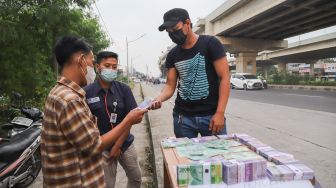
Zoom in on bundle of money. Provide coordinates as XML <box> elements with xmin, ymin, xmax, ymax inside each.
<box><xmin>211</xmin><ymin>162</ymin><xmax>223</xmax><ymax>184</ymax></box>
<box><xmin>217</xmin><ymin>134</ymin><xmax>234</xmax><ymax>140</ymax></box>
<box><xmin>226</xmin><ymin>145</ymin><xmax>250</xmax><ymax>154</ymax></box>
<box><xmin>272</xmin><ymin>154</ymin><xmax>300</xmax><ymax>165</ymax></box>
<box><xmin>267</xmin><ymin>165</ymin><xmax>295</xmax><ymax>181</ymax></box>
<box><xmin>287</xmin><ymin>163</ymin><xmax>314</xmax><ymax>180</ymax></box>
<box><xmin>259</xmin><ymin>149</ymin><xmax>294</xmax><ymax>162</ymax></box>
<box><xmin>177</xmin><ymin>165</ymin><xmax>189</xmax><ymax>186</ymax></box>
<box><xmin>176</xmin><ymin>164</ymin><xmax>204</xmax><ymax>186</ymax></box>
<box><xmin>222</xmin><ymin>158</ymin><xmax>267</xmax><ymax>185</ymax></box>
<box><xmin>161</xmin><ymin>137</ymin><xmax>192</xmax><ymax>148</ymax></box>
<box><xmin>267</xmin><ymin>163</ymin><xmax>314</xmax><ymax>181</ymax></box>
<box><xmin>246</xmin><ymin>140</ymin><xmax>269</xmax><ymax>152</ymax></box>
<box><xmin>189</xmin><ymin>164</ymin><xmax>204</xmax><ymax>185</ymax></box>
<box><xmin>191</xmin><ymin>136</ymin><xmax>218</xmax><ymax>143</ymax></box>
<box><xmin>204</xmin><ymin>139</ymin><xmax>242</xmax><ymax>150</ymax></box>
<box><xmin>177</xmin><ymin>162</ymin><xmax>224</xmax><ymax>186</ymax></box>
<box><xmin>233</xmin><ymin>133</ymin><xmax>249</xmax><ymax>140</ymax></box>
<box><xmin>222</xmin><ymin>160</ymin><xmax>238</xmax><ymax>185</ymax></box>
<box><xmin>234</xmin><ymin>134</ymin><xmax>257</xmax><ymax>145</ymax></box>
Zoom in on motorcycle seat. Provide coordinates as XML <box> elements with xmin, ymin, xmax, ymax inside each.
<box><xmin>21</xmin><ymin>107</ymin><xmax>42</xmax><ymax>121</ymax></box>
<box><xmin>0</xmin><ymin>161</ymin><xmax>8</xmax><ymax>172</ymax></box>
<box><xmin>0</xmin><ymin>127</ymin><xmax>40</xmax><ymax>164</ymax></box>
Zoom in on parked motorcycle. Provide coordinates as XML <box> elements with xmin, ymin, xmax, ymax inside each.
<box><xmin>0</xmin><ymin>92</ymin><xmax>42</xmax><ymax>188</ymax></box>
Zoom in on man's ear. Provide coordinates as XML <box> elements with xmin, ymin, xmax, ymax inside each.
<box><xmin>95</xmin><ymin>63</ymin><xmax>100</xmax><ymax>72</ymax></box>
<box><xmin>185</xmin><ymin>19</ymin><xmax>191</xmax><ymax>26</ymax></box>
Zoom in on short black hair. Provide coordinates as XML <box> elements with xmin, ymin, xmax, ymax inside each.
<box><xmin>96</xmin><ymin>51</ymin><xmax>118</xmax><ymax>64</ymax></box>
<box><xmin>54</xmin><ymin>35</ymin><xmax>92</xmax><ymax>69</ymax></box>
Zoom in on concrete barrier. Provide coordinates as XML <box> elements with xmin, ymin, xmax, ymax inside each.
<box><xmin>269</xmin><ymin>84</ymin><xmax>336</xmax><ymax>92</ymax></box>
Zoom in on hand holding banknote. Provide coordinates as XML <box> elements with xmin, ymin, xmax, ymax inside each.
<box><xmin>138</xmin><ymin>97</ymin><xmax>154</xmax><ymax>110</ymax></box>
<box><xmin>149</xmin><ymin>98</ymin><xmax>162</xmax><ymax>110</ymax></box>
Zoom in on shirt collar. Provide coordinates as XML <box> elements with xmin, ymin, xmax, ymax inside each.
<box><xmin>57</xmin><ymin>76</ymin><xmax>86</xmax><ymax>98</ymax></box>
<box><xmin>94</xmin><ymin>80</ymin><xmax>115</xmax><ymax>95</ymax></box>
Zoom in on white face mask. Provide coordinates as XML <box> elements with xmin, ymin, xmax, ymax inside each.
<box><xmin>85</xmin><ymin>65</ymin><xmax>96</xmax><ymax>85</ymax></box>
<box><xmin>80</xmin><ymin>56</ymin><xmax>96</xmax><ymax>85</ymax></box>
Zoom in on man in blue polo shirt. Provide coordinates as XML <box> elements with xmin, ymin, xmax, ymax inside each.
<box><xmin>84</xmin><ymin>51</ymin><xmax>141</xmax><ymax>188</ymax></box>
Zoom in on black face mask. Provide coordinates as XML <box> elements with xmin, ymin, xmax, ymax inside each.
<box><xmin>168</xmin><ymin>28</ymin><xmax>187</xmax><ymax>45</ymax></box>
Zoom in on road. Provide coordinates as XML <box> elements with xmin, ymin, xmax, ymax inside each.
<box><xmin>146</xmin><ymin>83</ymin><xmax>336</xmax><ymax>188</ymax></box>
<box><xmin>151</xmin><ymin>83</ymin><xmax>336</xmax><ymax>113</ymax></box>
<box><xmin>230</xmin><ymin>88</ymin><xmax>336</xmax><ymax>113</ymax></box>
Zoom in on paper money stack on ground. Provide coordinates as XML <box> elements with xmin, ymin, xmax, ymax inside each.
<box><xmin>161</xmin><ymin>133</ymin><xmax>315</xmax><ymax>186</ymax></box>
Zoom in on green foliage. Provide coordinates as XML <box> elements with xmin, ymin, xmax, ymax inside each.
<box><xmin>0</xmin><ymin>0</ymin><xmax>110</xmax><ymax>110</ymax></box>
<box><xmin>283</xmin><ymin>73</ymin><xmax>301</xmax><ymax>85</ymax></box>
<box><xmin>116</xmin><ymin>76</ymin><xmax>135</xmax><ymax>89</ymax></box>
<box><xmin>268</xmin><ymin>71</ymin><xmax>336</xmax><ymax>86</ymax></box>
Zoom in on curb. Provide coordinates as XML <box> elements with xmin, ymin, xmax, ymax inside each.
<box><xmin>139</xmin><ymin>84</ymin><xmax>159</xmax><ymax>188</ymax></box>
<box><xmin>268</xmin><ymin>84</ymin><xmax>336</xmax><ymax>92</ymax></box>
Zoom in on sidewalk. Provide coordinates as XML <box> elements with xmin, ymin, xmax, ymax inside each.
<box><xmin>114</xmin><ymin>83</ymin><xmax>156</xmax><ymax>187</ymax></box>
<box><xmin>140</xmin><ymin>83</ymin><xmax>175</xmax><ymax>188</ymax></box>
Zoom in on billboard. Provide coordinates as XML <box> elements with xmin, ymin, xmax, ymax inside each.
<box><xmin>324</xmin><ymin>63</ymin><xmax>336</xmax><ymax>73</ymax></box>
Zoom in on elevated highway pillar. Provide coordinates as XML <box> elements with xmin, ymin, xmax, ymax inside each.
<box><xmin>236</xmin><ymin>52</ymin><xmax>257</xmax><ymax>74</ymax></box>
<box><xmin>309</xmin><ymin>62</ymin><xmax>315</xmax><ymax>77</ymax></box>
<box><xmin>277</xmin><ymin>62</ymin><xmax>287</xmax><ymax>73</ymax></box>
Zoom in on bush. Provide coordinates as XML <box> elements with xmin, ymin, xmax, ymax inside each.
<box><xmin>268</xmin><ymin>71</ymin><xmax>336</xmax><ymax>86</ymax></box>
<box><xmin>284</xmin><ymin>74</ymin><xmax>301</xmax><ymax>85</ymax></box>
<box><xmin>116</xmin><ymin>76</ymin><xmax>135</xmax><ymax>89</ymax></box>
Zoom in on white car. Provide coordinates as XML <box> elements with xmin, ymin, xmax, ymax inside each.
<box><xmin>159</xmin><ymin>78</ymin><xmax>167</xmax><ymax>84</ymax></box>
<box><xmin>230</xmin><ymin>73</ymin><xmax>264</xmax><ymax>90</ymax></box>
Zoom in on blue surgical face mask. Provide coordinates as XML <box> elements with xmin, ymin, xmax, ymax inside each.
<box><xmin>99</xmin><ymin>68</ymin><xmax>118</xmax><ymax>82</ymax></box>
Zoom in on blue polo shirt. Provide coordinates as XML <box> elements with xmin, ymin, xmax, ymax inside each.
<box><xmin>84</xmin><ymin>80</ymin><xmax>136</xmax><ymax>152</ymax></box>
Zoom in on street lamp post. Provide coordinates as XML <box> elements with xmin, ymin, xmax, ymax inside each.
<box><xmin>126</xmin><ymin>34</ymin><xmax>146</xmax><ymax>83</ymax></box>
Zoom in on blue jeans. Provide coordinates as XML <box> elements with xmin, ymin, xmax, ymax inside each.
<box><xmin>173</xmin><ymin>112</ymin><xmax>227</xmax><ymax>138</ymax></box>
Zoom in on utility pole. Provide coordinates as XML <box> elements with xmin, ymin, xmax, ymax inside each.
<box><xmin>126</xmin><ymin>34</ymin><xmax>146</xmax><ymax>84</ymax></box>
<box><xmin>126</xmin><ymin>37</ymin><xmax>129</xmax><ymax>83</ymax></box>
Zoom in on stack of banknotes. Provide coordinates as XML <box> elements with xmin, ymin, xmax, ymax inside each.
<box><xmin>177</xmin><ymin>156</ymin><xmax>267</xmax><ymax>186</ymax></box>
<box><xmin>267</xmin><ymin>163</ymin><xmax>314</xmax><ymax>181</ymax></box>
<box><xmin>161</xmin><ymin>137</ymin><xmax>192</xmax><ymax>148</ymax></box>
<box><xmin>167</xmin><ymin>133</ymin><xmax>315</xmax><ymax>186</ymax></box>
<box><xmin>177</xmin><ymin>162</ymin><xmax>223</xmax><ymax>186</ymax></box>
<box><xmin>191</xmin><ymin>135</ymin><xmax>218</xmax><ymax>143</ymax></box>
<box><xmin>234</xmin><ymin>135</ymin><xmax>301</xmax><ymax>165</ymax></box>
<box><xmin>222</xmin><ymin>158</ymin><xmax>267</xmax><ymax>185</ymax></box>
<box><xmin>258</xmin><ymin>147</ymin><xmax>300</xmax><ymax>165</ymax></box>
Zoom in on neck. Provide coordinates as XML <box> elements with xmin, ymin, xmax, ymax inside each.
<box><xmin>62</xmin><ymin>66</ymin><xmax>83</xmax><ymax>86</ymax></box>
<box><xmin>98</xmin><ymin>78</ymin><xmax>110</xmax><ymax>89</ymax></box>
<box><xmin>182</xmin><ymin>32</ymin><xmax>198</xmax><ymax>49</ymax></box>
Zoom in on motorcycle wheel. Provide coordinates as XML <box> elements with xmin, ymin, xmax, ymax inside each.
<box><xmin>14</xmin><ymin>149</ymin><xmax>41</xmax><ymax>188</ymax></box>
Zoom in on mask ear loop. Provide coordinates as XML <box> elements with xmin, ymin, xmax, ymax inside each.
<box><xmin>78</xmin><ymin>54</ymin><xmax>88</xmax><ymax>82</ymax></box>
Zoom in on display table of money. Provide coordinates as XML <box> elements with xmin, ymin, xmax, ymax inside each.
<box><xmin>160</xmin><ymin>134</ymin><xmax>317</xmax><ymax>188</ymax></box>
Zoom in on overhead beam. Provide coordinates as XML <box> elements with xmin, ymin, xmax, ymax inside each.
<box><xmin>216</xmin><ymin>36</ymin><xmax>287</xmax><ymax>54</ymax></box>
<box><xmin>212</xmin><ymin>0</ymin><xmax>286</xmax><ymax>36</ymax></box>
<box><xmin>263</xmin><ymin>12</ymin><xmax>336</xmax><ymax>39</ymax></box>
<box><xmin>244</xmin><ymin>1</ymin><xmax>336</xmax><ymax>38</ymax></box>
<box><xmin>230</xmin><ymin>0</ymin><xmax>319</xmax><ymax>37</ymax></box>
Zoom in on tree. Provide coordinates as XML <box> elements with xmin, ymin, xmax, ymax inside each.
<box><xmin>0</xmin><ymin>0</ymin><xmax>110</xmax><ymax>107</ymax></box>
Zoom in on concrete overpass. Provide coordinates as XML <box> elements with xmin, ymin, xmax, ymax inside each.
<box><xmin>256</xmin><ymin>32</ymin><xmax>336</xmax><ymax>76</ymax></box>
<box><xmin>195</xmin><ymin>0</ymin><xmax>336</xmax><ymax>74</ymax></box>
<box><xmin>257</xmin><ymin>32</ymin><xmax>336</xmax><ymax>63</ymax></box>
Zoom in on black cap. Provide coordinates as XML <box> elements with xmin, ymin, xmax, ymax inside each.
<box><xmin>158</xmin><ymin>8</ymin><xmax>190</xmax><ymax>32</ymax></box>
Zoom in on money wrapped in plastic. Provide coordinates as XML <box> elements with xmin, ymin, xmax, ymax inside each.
<box><xmin>161</xmin><ymin>137</ymin><xmax>192</xmax><ymax>148</ymax></box>
<box><xmin>191</xmin><ymin>136</ymin><xmax>218</xmax><ymax>143</ymax></box>
<box><xmin>177</xmin><ymin>162</ymin><xmax>223</xmax><ymax>186</ymax></box>
<box><xmin>222</xmin><ymin>158</ymin><xmax>267</xmax><ymax>185</ymax></box>
<box><xmin>266</xmin><ymin>163</ymin><xmax>314</xmax><ymax>181</ymax></box>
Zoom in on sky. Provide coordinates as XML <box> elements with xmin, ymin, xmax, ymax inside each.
<box><xmin>93</xmin><ymin>0</ymin><xmax>225</xmax><ymax>77</ymax></box>
<box><xmin>93</xmin><ymin>0</ymin><xmax>336</xmax><ymax>77</ymax></box>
